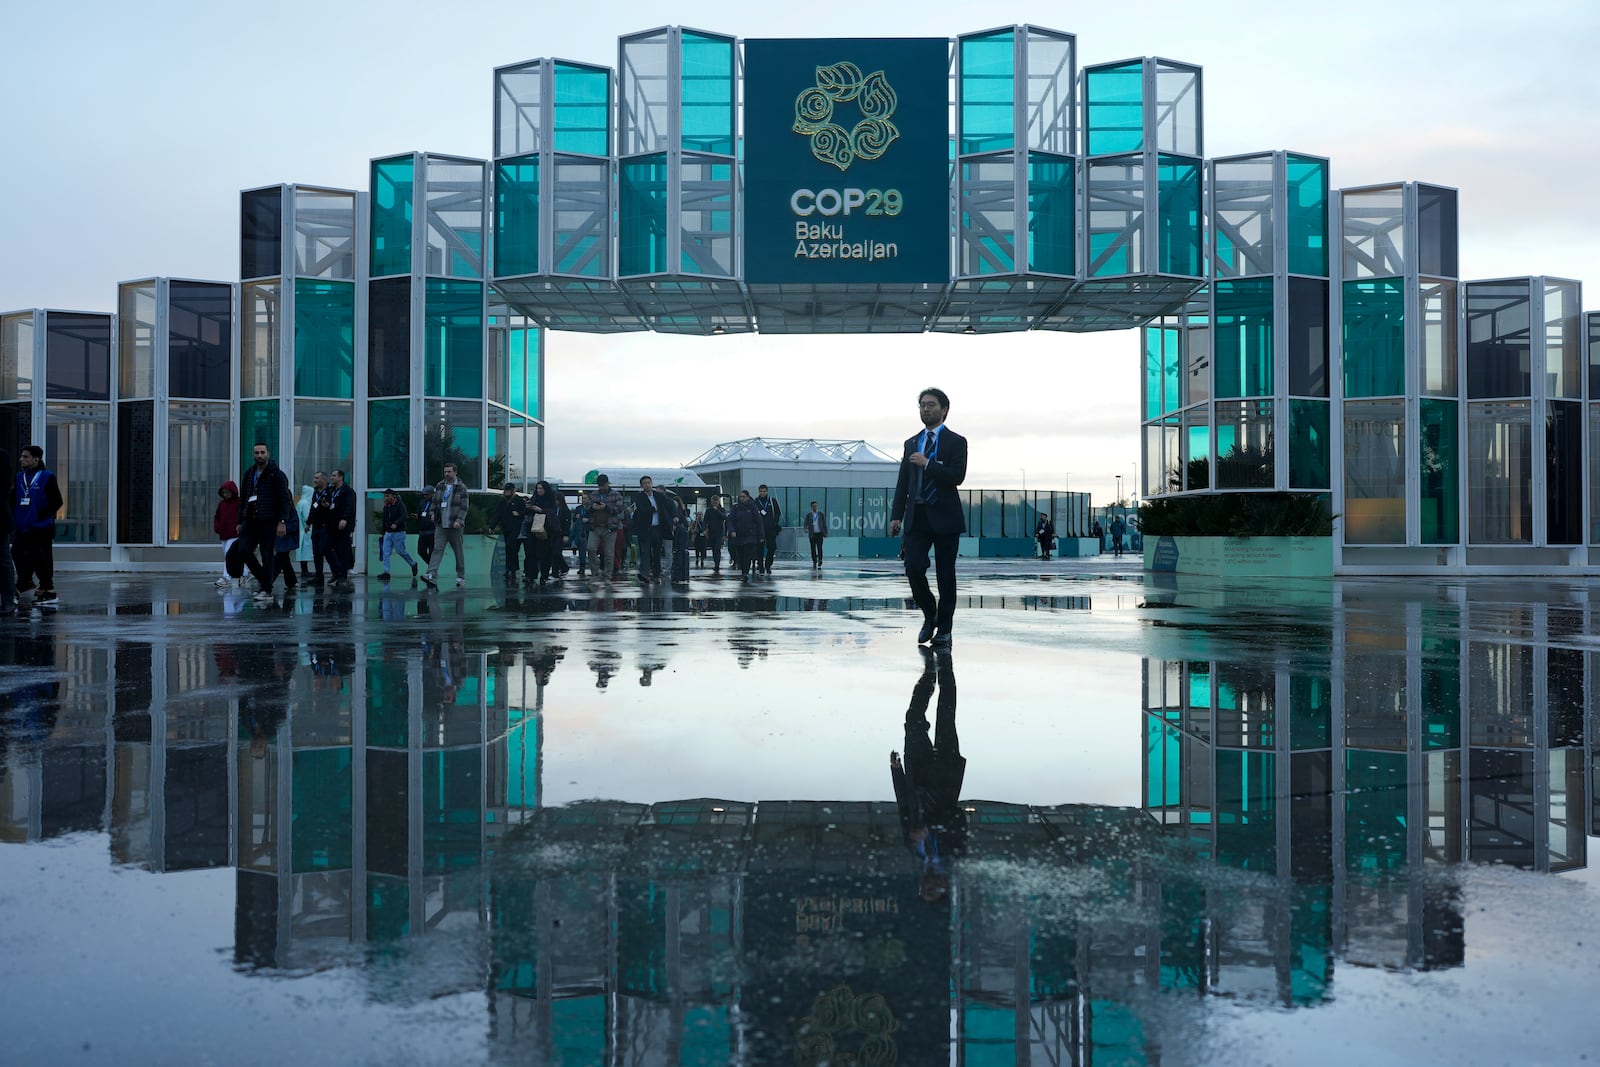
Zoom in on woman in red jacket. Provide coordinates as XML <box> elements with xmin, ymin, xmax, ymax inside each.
<box><xmin>213</xmin><ymin>481</ymin><xmax>242</xmax><ymax>588</ymax></box>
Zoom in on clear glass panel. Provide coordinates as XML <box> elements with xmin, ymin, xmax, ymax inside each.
<box><xmin>240</xmin><ymin>281</ymin><xmax>280</xmax><ymax>397</ymax></box>
<box><xmin>494</xmin><ymin>154</ymin><xmax>540</xmax><ymax>278</ymax></box>
<box><xmin>1087</xmin><ymin>158</ymin><xmax>1143</xmax><ymax>276</ymax></box>
<box><xmin>240</xmin><ymin>187</ymin><xmax>283</xmax><ymax>280</ymax></box>
<box><xmin>512</xmin><ymin>323</ymin><xmax>539</xmax><ymax>419</ymax></box>
<box><xmin>370</xmin><ymin>156</ymin><xmax>415</xmax><ymax>279</ymax></box>
<box><xmin>424</xmin><ymin>159</ymin><xmax>485</xmax><ymax>279</ymax></box>
<box><xmin>45</xmin><ymin>313</ymin><xmax>112</xmax><ymax>401</ymax></box>
<box><xmin>486</xmin><ymin>404</ymin><xmax>512</xmax><ymax>487</ymax></box>
<box><xmin>1544</xmin><ymin>280</ymin><xmax>1582</xmax><ymax>399</ymax></box>
<box><xmin>1214</xmin><ymin>399</ymin><xmax>1274</xmax><ymax>489</ymax></box>
<box><xmin>424</xmin><ymin>279</ymin><xmax>484</xmax><ymax>398</ymax></box>
<box><xmin>1415</xmin><ymin>184</ymin><xmax>1458</xmax><ymax>279</ymax></box>
<box><xmin>960</xmin><ymin>156</ymin><xmax>1015</xmax><ymax>276</ymax></box>
<box><xmin>1212</xmin><ymin>156</ymin><xmax>1274</xmax><ymax>278</ymax></box>
<box><xmin>423</xmin><ymin>399</ymin><xmax>483</xmax><ymax>487</ymax></box>
<box><xmin>620</xmin><ymin>154</ymin><xmax>669</xmax><ymax>276</ymax></box>
<box><xmin>496</xmin><ymin>62</ymin><xmax>542</xmax><ymax>158</ymax></box>
<box><xmin>1285</xmin><ymin>155</ymin><xmax>1329</xmax><ymax>278</ymax></box>
<box><xmin>1214</xmin><ymin>278</ymin><xmax>1273</xmax><ymax>398</ymax></box>
<box><xmin>1085</xmin><ymin>61</ymin><xmax>1142</xmax><ymax>155</ymax></box>
<box><xmin>117</xmin><ymin>400</ymin><xmax>153</xmax><ymax>543</ymax></box>
<box><xmin>1289</xmin><ymin>399</ymin><xmax>1330</xmax><ymax>490</ymax></box>
<box><xmin>1186</xmin><ymin>323</ymin><xmax>1210</xmax><ymax>407</ymax></box>
<box><xmin>1419</xmin><ymin>399</ymin><xmax>1458</xmax><ymax>544</ymax></box>
<box><xmin>1343</xmin><ymin>278</ymin><xmax>1405</xmax><ymax>398</ymax></box>
<box><xmin>368</xmin><ymin>398</ymin><xmax>410</xmax><ymax>489</ymax></box>
<box><xmin>239</xmin><ymin>398</ymin><xmax>279</xmax><ymax>476</ymax></box>
<box><xmin>1287</xmin><ymin>277</ymin><xmax>1328</xmax><ymax>398</ymax></box>
<box><xmin>292</xmin><ymin>400</ymin><xmax>354</xmax><ymax>491</ymax></box>
<box><xmin>1157</xmin><ymin>155</ymin><xmax>1202</xmax><ymax>277</ymax></box>
<box><xmin>294</xmin><ymin>189</ymin><xmax>355</xmax><ymax>280</ymax></box>
<box><xmin>681</xmin><ymin>32</ymin><xmax>734</xmax><ymax>155</ymax></box>
<box><xmin>44</xmin><ymin>401</ymin><xmax>111</xmax><ymax>544</ymax></box>
<box><xmin>1466</xmin><ymin>281</ymin><xmax>1531</xmax><ymax>399</ymax></box>
<box><xmin>553</xmin><ymin>158</ymin><xmax>610</xmax><ymax>277</ymax></box>
<box><xmin>1</xmin><ymin>313</ymin><xmax>35</xmax><ymax>402</ymax></box>
<box><xmin>118</xmin><ymin>283</ymin><xmax>157</xmax><ymax>398</ymax></box>
<box><xmin>1024</xmin><ymin>28</ymin><xmax>1074</xmax><ymax>155</ymax></box>
<box><xmin>293</xmin><ymin>280</ymin><xmax>354</xmax><ymax>399</ymax></box>
<box><xmin>1027</xmin><ymin>152</ymin><xmax>1073</xmax><ymax>275</ymax></box>
<box><xmin>960</xmin><ymin>30</ymin><xmax>1014</xmax><ymax>155</ymax></box>
<box><xmin>553</xmin><ymin>62</ymin><xmax>611</xmax><ymax>157</ymax></box>
<box><xmin>1467</xmin><ymin>400</ymin><xmax>1532</xmax><ymax>544</ymax></box>
<box><xmin>620</xmin><ymin>31</ymin><xmax>669</xmax><ymax>155</ymax></box>
<box><xmin>368</xmin><ymin>277</ymin><xmax>411</xmax><ymax>398</ymax></box>
<box><xmin>1547</xmin><ymin>400</ymin><xmax>1582</xmax><ymax>545</ymax></box>
<box><xmin>1590</xmin><ymin>404</ymin><xmax>1600</xmax><ymax>543</ymax></box>
<box><xmin>1183</xmin><ymin>410</ymin><xmax>1209</xmax><ymax>491</ymax></box>
<box><xmin>168</xmin><ymin>401</ymin><xmax>230</xmax><ymax>544</ymax></box>
<box><xmin>486</xmin><ymin>313</ymin><xmax>505</xmax><ymax>407</ymax></box>
<box><xmin>1154</xmin><ymin>62</ymin><xmax>1200</xmax><ymax>156</ymax></box>
<box><xmin>681</xmin><ymin>157</ymin><xmax>734</xmax><ymax>276</ymax></box>
<box><xmin>1420</xmin><ymin>280</ymin><xmax>1459</xmax><ymax>397</ymax></box>
<box><xmin>1343</xmin><ymin>399</ymin><xmax>1406</xmax><ymax>544</ymax></box>
<box><xmin>1341</xmin><ymin>187</ymin><xmax>1405</xmax><ymax>279</ymax></box>
<box><xmin>168</xmin><ymin>281</ymin><xmax>232</xmax><ymax>400</ymax></box>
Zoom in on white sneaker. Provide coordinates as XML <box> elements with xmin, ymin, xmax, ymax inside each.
<box><xmin>214</xmin><ymin>577</ymin><xmax>231</xmax><ymax>588</ymax></box>
<box><xmin>253</xmin><ymin>590</ymin><xmax>275</xmax><ymax>603</ymax></box>
<box><xmin>455</xmin><ymin>577</ymin><xmax>465</xmax><ymax>587</ymax></box>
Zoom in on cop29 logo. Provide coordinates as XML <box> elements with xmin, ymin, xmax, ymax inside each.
<box><xmin>791</xmin><ymin>61</ymin><xmax>899</xmax><ymax>172</ymax></box>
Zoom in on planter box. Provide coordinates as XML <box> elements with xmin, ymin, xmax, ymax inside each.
<box><xmin>1144</xmin><ymin>535</ymin><xmax>1332</xmax><ymax>578</ymax></box>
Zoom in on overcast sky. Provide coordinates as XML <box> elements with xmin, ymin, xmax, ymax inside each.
<box><xmin>2</xmin><ymin>0</ymin><xmax>1595</xmax><ymax>502</ymax></box>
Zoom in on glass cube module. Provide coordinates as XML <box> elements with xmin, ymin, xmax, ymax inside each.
<box><xmin>496</xmin><ymin>62</ymin><xmax>542</xmax><ymax>159</ymax></box>
<box><xmin>1085</xmin><ymin>61</ymin><xmax>1142</xmax><ymax>156</ymax></box>
<box><xmin>961</xmin><ymin>29</ymin><xmax>1014</xmax><ymax>155</ymax></box>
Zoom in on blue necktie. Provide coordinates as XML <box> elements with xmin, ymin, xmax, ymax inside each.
<box><xmin>918</xmin><ymin>431</ymin><xmax>936</xmax><ymax>504</ymax></box>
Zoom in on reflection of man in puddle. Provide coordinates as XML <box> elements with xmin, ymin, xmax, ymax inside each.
<box><xmin>890</xmin><ymin>648</ymin><xmax>966</xmax><ymax>903</ymax></box>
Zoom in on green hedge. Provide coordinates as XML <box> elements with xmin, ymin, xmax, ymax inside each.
<box><xmin>1138</xmin><ymin>493</ymin><xmax>1333</xmax><ymax>537</ymax></box>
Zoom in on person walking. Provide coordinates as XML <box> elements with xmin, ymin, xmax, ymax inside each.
<box><xmin>0</xmin><ymin>448</ymin><xmax>17</xmax><ymax>616</ymax></box>
<box><xmin>692</xmin><ymin>508</ymin><xmax>708</xmax><ymax>568</ymax></box>
<box><xmin>754</xmin><ymin>484</ymin><xmax>781</xmax><ymax>575</ymax></box>
<box><xmin>271</xmin><ymin>504</ymin><xmax>301</xmax><ymax>594</ymax></box>
<box><xmin>213</xmin><ymin>480</ymin><xmax>242</xmax><ymax>588</ymax></box>
<box><xmin>633</xmin><ymin>475</ymin><xmax>680</xmax><ymax>583</ymax></box>
<box><xmin>417</xmin><ymin>486</ymin><xmax>438</xmax><ymax>568</ymax></box>
<box><xmin>727</xmin><ymin>489</ymin><xmax>764</xmax><ymax>582</ymax></box>
<box><xmin>1035</xmin><ymin>514</ymin><xmax>1055</xmax><ymax>560</ymax></box>
<box><xmin>524</xmin><ymin>480</ymin><xmax>564</xmax><ymax>586</ymax></box>
<box><xmin>496</xmin><ymin>483</ymin><xmax>529</xmax><ymax>582</ymax></box>
<box><xmin>804</xmin><ymin>500</ymin><xmax>828</xmax><ymax>569</ymax></box>
<box><xmin>1110</xmin><ymin>514</ymin><xmax>1127</xmax><ymax>558</ymax></box>
<box><xmin>327</xmin><ymin>469</ymin><xmax>358</xmax><ymax>588</ymax></box>
<box><xmin>423</xmin><ymin>463</ymin><xmax>469</xmax><ymax>587</ymax></box>
<box><xmin>703</xmin><ymin>496</ymin><xmax>726</xmax><ymax>576</ymax></box>
<box><xmin>377</xmin><ymin>488</ymin><xmax>418</xmax><ymax>580</ymax></box>
<box><xmin>306</xmin><ymin>471</ymin><xmax>333</xmax><ymax>586</ymax></box>
<box><xmin>889</xmin><ymin>647</ymin><xmax>965</xmax><ymax>905</ymax></box>
<box><xmin>567</xmin><ymin>495</ymin><xmax>588</xmax><ymax>577</ymax></box>
<box><xmin>582</xmin><ymin>474</ymin><xmax>625</xmax><ymax>583</ymax></box>
<box><xmin>235</xmin><ymin>442</ymin><xmax>294</xmax><ymax>603</ymax></box>
<box><xmin>294</xmin><ymin>484</ymin><xmax>315</xmax><ymax>579</ymax></box>
<box><xmin>889</xmin><ymin>387</ymin><xmax>968</xmax><ymax>649</ymax></box>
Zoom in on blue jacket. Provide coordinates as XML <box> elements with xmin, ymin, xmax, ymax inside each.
<box><xmin>12</xmin><ymin>467</ymin><xmax>64</xmax><ymax>533</ymax></box>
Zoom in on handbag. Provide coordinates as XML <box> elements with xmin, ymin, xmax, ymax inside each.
<box><xmin>530</xmin><ymin>511</ymin><xmax>548</xmax><ymax>538</ymax></box>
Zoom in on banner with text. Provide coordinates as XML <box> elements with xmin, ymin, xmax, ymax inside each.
<box><xmin>744</xmin><ymin>38</ymin><xmax>950</xmax><ymax>285</ymax></box>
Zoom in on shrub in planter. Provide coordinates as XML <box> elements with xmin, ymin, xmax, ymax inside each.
<box><xmin>1138</xmin><ymin>493</ymin><xmax>1333</xmax><ymax>538</ymax></box>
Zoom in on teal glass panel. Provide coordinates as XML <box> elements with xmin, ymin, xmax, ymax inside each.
<box><xmin>1144</xmin><ymin>327</ymin><xmax>1181</xmax><ymax>419</ymax></box>
<box><xmin>1420</xmin><ymin>632</ymin><xmax>1461</xmax><ymax>749</ymax></box>
<box><xmin>553</xmin><ymin>62</ymin><xmax>610</xmax><ymax>156</ymax></box>
<box><xmin>424</xmin><ymin>280</ymin><xmax>484</xmax><ymax>398</ymax></box>
<box><xmin>1344</xmin><ymin>278</ymin><xmax>1405</xmax><ymax>397</ymax></box>
<box><xmin>1344</xmin><ymin>750</ymin><xmax>1408</xmax><ymax>872</ymax></box>
<box><xmin>1288</xmin><ymin>885</ymin><xmax>1332</xmax><ymax>1005</ymax></box>
<box><xmin>494</xmin><ymin>155</ymin><xmax>540</xmax><ymax>277</ymax></box>
<box><xmin>291</xmin><ymin>748</ymin><xmax>353</xmax><ymax>873</ymax></box>
<box><xmin>423</xmin><ymin>749</ymin><xmax>481</xmax><ymax>874</ymax></box>
<box><xmin>1027</xmin><ymin>152</ymin><xmax>1074</xmax><ymax>274</ymax></box>
<box><xmin>239</xmin><ymin>398</ymin><xmax>279</xmax><ymax>476</ymax></box>
<box><xmin>510</xmin><ymin>325</ymin><xmax>539</xmax><ymax>418</ymax></box>
<box><xmin>424</xmin><ymin>400</ymin><xmax>482</xmax><ymax>486</ymax></box>
<box><xmin>553</xmin><ymin>158</ymin><xmax>609</xmax><ymax>277</ymax></box>
<box><xmin>681</xmin><ymin>32</ymin><xmax>734</xmax><ymax>155</ymax></box>
<box><xmin>1213</xmin><ymin>278</ymin><xmax>1274</xmax><ymax>398</ymax></box>
<box><xmin>1185</xmin><ymin>424</ymin><xmax>1210</xmax><ymax>490</ymax></box>
<box><xmin>293</xmin><ymin>280</ymin><xmax>354</xmax><ymax>398</ymax></box>
<box><xmin>366</xmin><ymin>649</ymin><xmax>408</xmax><ymax>747</ymax></box>
<box><xmin>1146</xmin><ymin>718</ymin><xmax>1181</xmax><ymax>808</ymax></box>
<box><xmin>368</xmin><ymin>398</ymin><xmax>409</xmax><ymax>488</ymax></box>
<box><xmin>1085</xmin><ymin>61</ymin><xmax>1143</xmax><ymax>155</ymax></box>
<box><xmin>1216</xmin><ymin>750</ymin><xmax>1276</xmax><ymax>871</ymax></box>
<box><xmin>370</xmin><ymin>156</ymin><xmax>414</xmax><ymax>278</ymax></box>
<box><xmin>1087</xmin><ymin>159</ymin><xmax>1142</xmax><ymax>276</ymax></box>
<box><xmin>1286</xmin><ymin>155</ymin><xmax>1329</xmax><ymax>277</ymax></box>
<box><xmin>1289</xmin><ymin>400</ymin><xmax>1330</xmax><ymax>490</ymax></box>
<box><xmin>1157</xmin><ymin>155</ymin><xmax>1202</xmax><ymax>277</ymax></box>
<box><xmin>1289</xmin><ymin>674</ymin><xmax>1330</xmax><ymax>749</ymax></box>
<box><xmin>619</xmin><ymin>154</ymin><xmax>669</xmax><ymax>275</ymax></box>
<box><xmin>1419</xmin><ymin>398</ymin><xmax>1459</xmax><ymax>543</ymax></box>
<box><xmin>367</xmin><ymin>874</ymin><xmax>409</xmax><ymax>941</ymax></box>
<box><xmin>960</xmin><ymin>31</ymin><xmax>1014</xmax><ymax>154</ymax></box>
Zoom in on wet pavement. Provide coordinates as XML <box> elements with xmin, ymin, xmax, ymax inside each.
<box><xmin>1</xmin><ymin>558</ymin><xmax>1597</xmax><ymax>1065</ymax></box>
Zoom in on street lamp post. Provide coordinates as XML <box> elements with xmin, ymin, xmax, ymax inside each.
<box><xmin>1020</xmin><ymin>468</ymin><xmax>1026</xmax><ymax>494</ymax></box>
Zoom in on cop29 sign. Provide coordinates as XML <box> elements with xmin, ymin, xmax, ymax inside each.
<box><xmin>744</xmin><ymin>38</ymin><xmax>949</xmax><ymax>285</ymax></box>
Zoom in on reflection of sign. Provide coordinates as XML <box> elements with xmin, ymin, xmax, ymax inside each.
<box><xmin>745</xmin><ymin>38</ymin><xmax>949</xmax><ymax>285</ymax></box>
<box><xmin>1152</xmin><ymin>535</ymin><xmax>1180</xmax><ymax>572</ymax></box>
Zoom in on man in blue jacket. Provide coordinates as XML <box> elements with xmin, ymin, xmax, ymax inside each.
<box><xmin>11</xmin><ymin>445</ymin><xmax>63</xmax><ymax>606</ymax></box>
<box><xmin>889</xmin><ymin>388</ymin><xmax>968</xmax><ymax>649</ymax></box>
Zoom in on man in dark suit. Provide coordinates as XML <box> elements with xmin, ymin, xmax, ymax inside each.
<box><xmin>890</xmin><ymin>647</ymin><xmax>965</xmax><ymax>903</ymax></box>
<box><xmin>633</xmin><ymin>476</ymin><xmax>681</xmax><ymax>583</ymax></box>
<box><xmin>889</xmin><ymin>387</ymin><xmax>967</xmax><ymax>648</ymax></box>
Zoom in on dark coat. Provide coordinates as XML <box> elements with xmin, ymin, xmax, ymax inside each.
<box><xmin>240</xmin><ymin>461</ymin><xmax>292</xmax><ymax>524</ymax></box>
<box><xmin>496</xmin><ymin>493</ymin><xmax>528</xmax><ymax>535</ymax></box>
<box><xmin>890</xmin><ymin>425</ymin><xmax>969</xmax><ymax>536</ymax></box>
<box><xmin>703</xmin><ymin>504</ymin><xmax>726</xmax><ymax>543</ymax></box>
<box><xmin>754</xmin><ymin>493</ymin><xmax>781</xmax><ymax>534</ymax></box>
<box><xmin>382</xmin><ymin>499</ymin><xmax>409</xmax><ymax>533</ymax></box>
<box><xmin>728</xmin><ymin>499</ymin><xmax>764</xmax><ymax>545</ymax></box>
<box><xmin>632</xmin><ymin>487</ymin><xmax>681</xmax><ymax>533</ymax></box>
<box><xmin>329</xmin><ymin>484</ymin><xmax>357</xmax><ymax>528</ymax></box>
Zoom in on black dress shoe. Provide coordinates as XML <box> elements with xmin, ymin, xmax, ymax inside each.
<box><xmin>930</xmin><ymin>631</ymin><xmax>952</xmax><ymax>650</ymax></box>
<box><xmin>917</xmin><ymin>619</ymin><xmax>936</xmax><ymax>645</ymax></box>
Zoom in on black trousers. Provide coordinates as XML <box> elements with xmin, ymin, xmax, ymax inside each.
<box><xmin>902</xmin><ymin>505</ymin><xmax>959</xmax><ymax>633</ymax></box>
<box><xmin>761</xmin><ymin>531</ymin><xmax>778</xmax><ymax>572</ymax></box>
<box><xmin>641</xmin><ymin>524</ymin><xmax>664</xmax><ymax>578</ymax></box>
<box><xmin>809</xmin><ymin>532</ymin><xmax>825</xmax><ymax>565</ymax></box>
<box><xmin>235</xmin><ymin>518</ymin><xmax>281</xmax><ymax>590</ymax></box>
<box><xmin>329</xmin><ymin>529</ymin><xmax>354</xmax><ymax>580</ymax></box>
<box><xmin>13</xmin><ymin>527</ymin><xmax>55</xmax><ymax>591</ymax></box>
<box><xmin>503</xmin><ymin>534</ymin><xmax>523</xmax><ymax>576</ymax></box>
<box><xmin>310</xmin><ymin>527</ymin><xmax>331</xmax><ymax>578</ymax></box>
<box><xmin>418</xmin><ymin>531</ymin><xmax>434</xmax><ymax>565</ymax></box>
